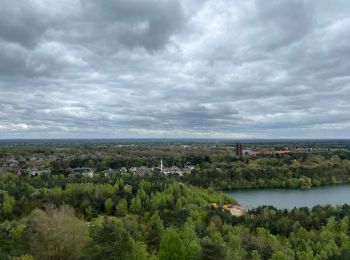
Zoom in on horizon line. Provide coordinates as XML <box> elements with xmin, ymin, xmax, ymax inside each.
<box><xmin>1</xmin><ymin>138</ymin><xmax>350</xmax><ymax>141</ymax></box>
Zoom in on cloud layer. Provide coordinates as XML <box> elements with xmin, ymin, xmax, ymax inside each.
<box><xmin>1</xmin><ymin>0</ymin><xmax>350</xmax><ymax>138</ymax></box>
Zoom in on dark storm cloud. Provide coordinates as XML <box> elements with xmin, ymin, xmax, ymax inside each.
<box><xmin>1</xmin><ymin>0</ymin><xmax>350</xmax><ymax>138</ymax></box>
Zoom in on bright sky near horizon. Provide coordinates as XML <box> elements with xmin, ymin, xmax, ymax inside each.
<box><xmin>1</xmin><ymin>0</ymin><xmax>350</xmax><ymax>138</ymax></box>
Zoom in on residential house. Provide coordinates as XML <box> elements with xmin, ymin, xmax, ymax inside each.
<box><xmin>72</xmin><ymin>167</ymin><xmax>94</xmax><ymax>177</ymax></box>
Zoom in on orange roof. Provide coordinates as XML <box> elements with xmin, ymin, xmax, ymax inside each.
<box><xmin>274</xmin><ymin>150</ymin><xmax>291</xmax><ymax>154</ymax></box>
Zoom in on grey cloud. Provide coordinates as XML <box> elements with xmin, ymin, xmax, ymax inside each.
<box><xmin>253</xmin><ymin>0</ymin><xmax>313</xmax><ymax>50</ymax></box>
<box><xmin>59</xmin><ymin>0</ymin><xmax>187</xmax><ymax>52</ymax></box>
<box><xmin>0</xmin><ymin>41</ymin><xmax>28</xmax><ymax>76</ymax></box>
<box><xmin>1</xmin><ymin>0</ymin><xmax>350</xmax><ymax>138</ymax></box>
<box><xmin>0</xmin><ymin>1</ymin><xmax>48</xmax><ymax>47</ymax></box>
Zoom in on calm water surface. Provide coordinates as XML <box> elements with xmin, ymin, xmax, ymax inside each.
<box><xmin>228</xmin><ymin>184</ymin><xmax>350</xmax><ymax>209</ymax></box>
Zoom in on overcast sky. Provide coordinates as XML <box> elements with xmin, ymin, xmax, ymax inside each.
<box><xmin>1</xmin><ymin>0</ymin><xmax>350</xmax><ymax>139</ymax></box>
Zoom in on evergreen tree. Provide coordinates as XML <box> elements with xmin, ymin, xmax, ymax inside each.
<box><xmin>115</xmin><ymin>199</ymin><xmax>128</xmax><ymax>216</ymax></box>
<box><xmin>159</xmin><ymin>228</ymin><xmax>186</xmax><ymax>260</ymax></box>
<box><xmin>82</xmin><ymin>217</ymin><xmax>134</xmax><ymax>260</ymax></box>
<box><xmin>130</xmin><ymin>196</ymin><xmax>142</xmax><ymax>214</ymax></box>
<box><xmin>104</xmin><ymin>198</ymin><xmax>113</xmax><ymax>214</ymax></box>
<box><xmin>146</xmin><ymin>211</ymin><xmax>164</xmax><ymax>251</ymax></box>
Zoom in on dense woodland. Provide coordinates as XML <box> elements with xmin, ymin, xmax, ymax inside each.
<box><xmin>0</xmin><ymin>174</ymin><xmax>349</xmax><ymax>259</ymax></box>
<box><xmin>1</xmin><ymin>143</ymin><xmax>350</xmax><ymax>259</ymax></box>
<box><xmin>184</xmin><ymin>154</ymin><xmax>350</xmax><ymax>189</ymax></box>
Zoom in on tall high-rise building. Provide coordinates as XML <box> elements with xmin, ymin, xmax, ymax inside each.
<box><xmin>236</xmin><ymin>143</ymin><xmax>243</xmax><ymax>156</ymax></box>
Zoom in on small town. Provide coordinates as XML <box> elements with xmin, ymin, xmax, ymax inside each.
<box><xmin>0</xmin><ymin>141</ymin><xmax>344</xmax><ymax>177</ymax></box>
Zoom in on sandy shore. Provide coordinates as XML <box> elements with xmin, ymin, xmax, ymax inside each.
<box><xmin>226</xmin><ymin>205</ymin><xmax>246</xmax><ymax>216</ymax></box>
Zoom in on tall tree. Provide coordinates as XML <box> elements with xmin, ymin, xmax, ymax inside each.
<box><xmin>200</xmin><ymin>232</ymin><xmax>227</xmax><ymax>260</ymax></box>
<box><xmin>104</xmin><ymin>198</ymin><xmax>113</xmax><ymax>215</ymax></box>
<box><xmin>0</xmin><ymin>192</ymin><xmax>16</xmax><ymax>218</ymax></box>
<box><xmin>26</xmin><ymin>205</ymin><xmax>87</xmax><ymax>260</ymax></box>
<box><xmin>159</xmin><ymin>228</ymin><xmax>186</xmax><ymax>260</ymax></box>
<box><xmin>130</xmin><ymin>196</ymin><xmax>142</xmax><ymax>214</ymax></box>
<box><xmin>146</xmin><ymin>211</ymin><xmax>164</xmax><ymax>251</ymax></box>
<box><xmin>181</xmin><ymin>220</ymin><xmax>201</xmax><ymax>260</ymax></box>
<box><xmin>115</xmin><ymin>199</ymin><xmax>128</xmax><ymax>216</ymax></box>
<box><xmin>82</xmin><ymin>217</ymin><xmax>134</xmax><ymax>260</ymax></box>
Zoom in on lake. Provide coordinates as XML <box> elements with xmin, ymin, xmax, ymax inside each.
<box><xmin>228</xmin><ymin>184</ymin><xmax>350</xmax><ymax>209</ymax></box>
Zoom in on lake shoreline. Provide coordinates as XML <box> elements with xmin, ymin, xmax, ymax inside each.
<box><xmin>222</xmin><ymin>181</ymin><xmax>350</xmax><ymax>192</ymax></box>
<box><xmin>226</xmin><ymin>183</ymin><xmax>350</xmax><ymax>209</ymax></box>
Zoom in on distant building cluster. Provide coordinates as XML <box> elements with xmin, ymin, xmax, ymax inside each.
<box><xmin>233</xmin><ymin>143</ymin><xmax>334</xmax><ymax>157</ymax></box>
<box><xmin>0</xmin><ymin>152</ymin><xmax>196</xmax><ymax>177</ymax></box>
<box><xmin>104</xmin><ymin>160</ymin><xmax>195</xmax><ymax>177</ymax></box>
<box><xmin>0</xmin><ymin>142</ymin><xmax>340</xmax><ymax>177</ymax></box>
<box><xmin>72</xmin><ymin>167</ymin><xmax>94</xmax><ymax>177</ymax></box>
<box><xmin>235</xmin><ymin>143</ymin><xmax>292</xmax><ymax>157</ymax></box>
<box><xmin>0</xmin><ymin>156</ymin><xmax>53</xmax><ymax>176</ymax></box>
